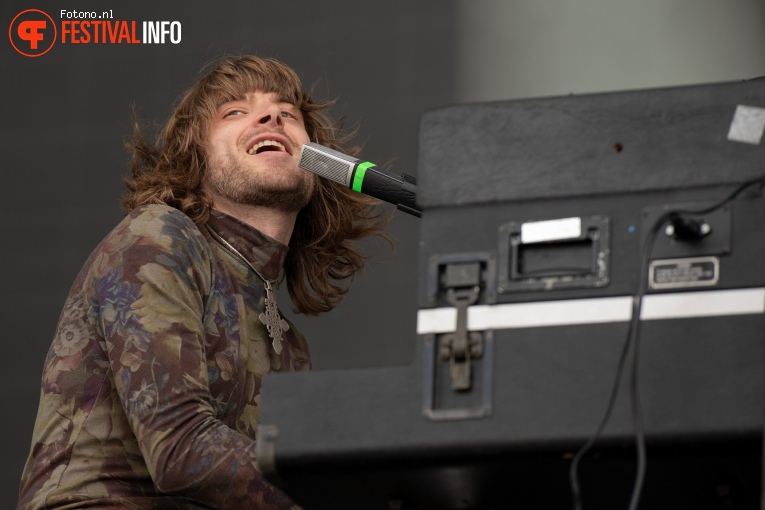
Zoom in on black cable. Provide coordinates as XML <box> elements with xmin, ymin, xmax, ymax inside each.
<box><xmin>569</xmin><ymin>309</ymin><xmax>634</xmax><ymax>509</ymax></box>
<box><xmin>569</xmin><ymin>223</ymin><xmax>656</xmax><ymax>510</ymax></box>
<box><xmin>569</xmin><ymin>173</ymin><xmax>765</xmax><ymax>510</ymax></box>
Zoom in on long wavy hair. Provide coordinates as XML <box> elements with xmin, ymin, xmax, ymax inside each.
<box><xmin>123</xmin><ymin>55</ymin><xmax>390</xmax><ymax>315</ymax></box>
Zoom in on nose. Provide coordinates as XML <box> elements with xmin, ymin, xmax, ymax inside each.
<box><xmin>256</xmin><ymin>103</ymin><xmax>282</xmax><ymax>127</ymax></box>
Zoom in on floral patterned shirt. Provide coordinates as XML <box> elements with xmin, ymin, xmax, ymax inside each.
<box><xmin>18</xmin><ymin>204</ymin><xmax>310</xmax><ymax>509</ymax></box>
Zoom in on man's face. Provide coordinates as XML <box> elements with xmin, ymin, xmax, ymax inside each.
<box><xmin>204</xmin><ymin>90</ymin><xmax>315</xmax><ymax>213</ymax></box>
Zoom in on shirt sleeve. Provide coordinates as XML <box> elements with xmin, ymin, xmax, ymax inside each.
<box><xmin>97</xmin><ymin>206</ymin><xmax>299</xmax><ymax>509</ymax></box>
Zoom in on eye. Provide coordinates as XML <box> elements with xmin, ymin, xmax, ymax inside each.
<box><xmin>280</xmin><ymin>110</ymin><xmax>297</xmax><ymax>119</ymax></box>
<box><xmin>224</xmin><ymin>109</ymin><xmax>245</xmax><ymax>118</ymax></box>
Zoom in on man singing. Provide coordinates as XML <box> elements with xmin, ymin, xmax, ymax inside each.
<box><xmin>18</xmin><ymin>55</ymin><xmax>389</xmax><ymax>509</ymax></box>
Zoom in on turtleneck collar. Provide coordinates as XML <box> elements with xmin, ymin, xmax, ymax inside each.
<box><xmin>205</xmin><ymin>209</ymin><xmax>289</xmax><ymax>282</ymax></box>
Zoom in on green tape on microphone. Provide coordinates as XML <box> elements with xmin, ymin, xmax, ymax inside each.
<box><xmin>352</xmin><ymin>162</ymin><xmax>376</xmax><ymax>193</ymax></box>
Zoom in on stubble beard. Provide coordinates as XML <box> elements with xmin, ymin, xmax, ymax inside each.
<box><xmin>205</xmin><ymin>150</ymin><xmax>316</xmax><ymax>214</ymax></box>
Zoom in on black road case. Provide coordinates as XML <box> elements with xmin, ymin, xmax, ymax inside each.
<box><xmin>258</xmin><ymin>79</ymin><xmax>765</xmax><ymax>509</ymax></box>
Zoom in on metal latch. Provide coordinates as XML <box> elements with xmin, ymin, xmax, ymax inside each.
<box><xmin>437</xmin><ymin>263</ymin><xmax>484</xmax><ymax>391</ymax></box>
<box><xmin>422</xmin><ymin>254</ymin><xmax>494</xmax><ymax>421</ymax></box>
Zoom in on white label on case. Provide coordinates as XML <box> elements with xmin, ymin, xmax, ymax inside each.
<box><xmin>520</xmin><ymin>217</ymin><xmax>582</xmax><ymax>244</ymax></box>
<box><xmin>728</xmin><ymin>105</ymin><xmax>765</xmax><ymax>145</ymax></box>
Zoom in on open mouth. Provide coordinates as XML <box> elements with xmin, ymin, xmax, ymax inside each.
<box><xmin>248</xmin><ymin>139</ymin><xmax>287</xmax><ymax>155</ymax></box>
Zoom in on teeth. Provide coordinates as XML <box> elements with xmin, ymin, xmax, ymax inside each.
<box><xmin>247</xmin><ymin>139</ymin><xmax>286</xmax><ymax>155</ymax></box>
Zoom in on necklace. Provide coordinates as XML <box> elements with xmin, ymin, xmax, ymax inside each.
<box><xmin>206</xmin><ymin>226</ymin><xmax>289</xmax><ymax>354</ymax></box>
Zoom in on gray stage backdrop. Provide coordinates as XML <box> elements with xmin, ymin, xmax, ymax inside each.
<box><xmin>1</xmin><ymin>1</ymin><xmax>456</xmax><ymax>505</ymax></box>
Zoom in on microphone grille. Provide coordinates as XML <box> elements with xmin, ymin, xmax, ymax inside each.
<box><xmin>299</xmin><ymin>143</ymin><xmax>355</xmax><ymax>186</ymax></box>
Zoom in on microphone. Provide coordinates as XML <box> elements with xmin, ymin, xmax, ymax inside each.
<box><xmin>299</xmin><ymin>142</ymin><xmax>421</xmax><ymax>217</ymax></box>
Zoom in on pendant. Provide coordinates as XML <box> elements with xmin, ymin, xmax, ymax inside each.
<box><xmin>259</xmin><ymin>280</ymin><xmax>289</xmax><ymax>354</ymax></box>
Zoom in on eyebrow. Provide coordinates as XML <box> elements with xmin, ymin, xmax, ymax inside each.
<box><xmin>216</xmin><ymin>97</ymin><xmax>247</xmax><ymax>109</ymax></box>
<box><xmin>216</xmin><ymin>94</ymin><xmax>300</xmax><ymax>112</ymax></box>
